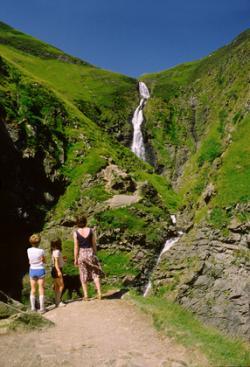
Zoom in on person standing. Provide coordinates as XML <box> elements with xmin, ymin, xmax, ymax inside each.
<box><xmin>51</xmin><ymin>239</ymin><xmax>66</xmax><ymax>307</ymax></box>
<box><xmin>27</xmin><ymin>234</ymin><xmax>46</xmax><ymax>313</ymax></box>
<box><xmin>73</xmin><ymin>216</ymin><xmax>102</xmax><ymax>301</ymax></box>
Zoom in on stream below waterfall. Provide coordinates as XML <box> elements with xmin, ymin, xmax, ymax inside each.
<box><xmin>144</xmin><ymin>215</ymin><xmax>184</xmax><ymax>297</ymax></box>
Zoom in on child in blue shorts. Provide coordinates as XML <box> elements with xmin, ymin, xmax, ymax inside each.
<box><xmin>27</xmin><ymin>234</ymin><xmax>46</xmax><ymax>313</ymax></box>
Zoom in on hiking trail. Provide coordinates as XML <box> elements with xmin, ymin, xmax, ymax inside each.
<box><xmin>0</xmin><ymin>297</ymin><xmax>208</xmax><ymax>367</ymax></box>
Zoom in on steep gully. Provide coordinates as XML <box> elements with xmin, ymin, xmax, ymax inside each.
<box><xmin>2</xmin><ymin>81</ymin><xmax>179</xmax><ymax>300</ymax></box>
<box><xmin>130</xmin><ymin>84</ymin><xmax>184</xmax><ymax>296</ymax></box>
<box><xmin>0</xmin><ymin>117</ymin><xmax>65</xmax><ymax>300</ymax></box>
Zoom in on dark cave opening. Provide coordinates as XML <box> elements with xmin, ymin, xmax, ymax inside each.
<box><xmin>0</xmin><ymin>119</ymin><xmax>65</xmax><ymax>300</ymax></box>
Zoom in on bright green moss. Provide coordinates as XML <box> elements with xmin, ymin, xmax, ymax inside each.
<box><xmin>214</xmin><ymin>115</ymin><xmax>250</xmax><ymax>206</ymax></box>
<box><xmin>98</xmin><ymin>250</ymin><xmax>139</xmax><ymax>277</ymax></box>
<box><xmin>96</xmin><ymin>208</ymin><xmax>146</xmax><ymax>233</ymax></box>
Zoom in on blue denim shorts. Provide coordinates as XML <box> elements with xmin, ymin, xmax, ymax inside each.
<box><xmin>29</xmin><ymin>268</ymin><xmax>46</xmax><ymax>280</ymax></box>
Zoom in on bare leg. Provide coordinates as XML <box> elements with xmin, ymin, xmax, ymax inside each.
<box><xmin>38</xmin><ymin>278</ymin><xmax>45</xmax><ymax>295</ymax></box>
<box><xmin>29</xmin><ymin>278</ymin><xmax>37</xmax><ymax>310</ymax></box>
<box><xmin>30</xmin><ymin>278</ymin><xmax>36</xmax><ymax>296</ymax></box>
<box><xmin>93</xmin><ymin>276</ymin><xmax>102</xmax><ymax>299</ymax></box>
<box><xmin>54</xmin><ymin>277</ymin><xmax>64</xmax><ymax>305</ymax></box>
<box><xmin>38</xmin><ymin>278</ymin><xmax>45</xmax><ymax>311</ymax></box>
<box><xmin>81</xmin><ymin>281</ymin><xmax>88</xmax><ymax>300</ymax></box>
<box><xmin>79</xmin><ymin>264</ymin><xmax>88</xmax><ymax>299</ymax></box>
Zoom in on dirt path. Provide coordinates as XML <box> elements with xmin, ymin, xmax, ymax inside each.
<box><xmin>0</xmin><ymin>298</ymin><xmax>208</xmax><ymax>367</ymax></box>
<box><xmin>106</xmin><ymin>192</ymin><xmax>140</xmax><ymax>208</ymax></box>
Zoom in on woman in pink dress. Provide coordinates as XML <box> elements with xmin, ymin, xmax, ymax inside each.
<box><xmin>73</xmin><ymin>215</ymin><xmax>102</xmax><ymax>300</ymax></box>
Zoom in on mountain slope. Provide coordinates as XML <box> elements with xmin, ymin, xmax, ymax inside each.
<box><xmin>140</xmin><ymin>30</ymin><xmax>250</xmax><ymax>339</ymax></box>
<box><xmin>0</xmin><ymin>21</ymin><xmax>138</xmax><ymax>146</ymax></box>
<box><xmin>141</xmin><ymin>29</ymin><xmax>250</xmax><ymax>207</ymax></box>
<box><xmin>0</xmin><ymin>21</ymin><xmax>178</xmax><ymax>303</ymax></box>
<box><xmin>0</xmin><ymin>21</ymin><xmax>249</xmax><ymax>340</ymax></box>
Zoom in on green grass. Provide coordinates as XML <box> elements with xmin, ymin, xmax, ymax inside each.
<box><xmin>62</xmin><ymin>147</ymin><xmax>108</xmax><ymax>180</ymax></box>
<box><xmin>61</xmin><ymin>240</ymin><xmax>78</xmax><ymax>277</ymax></box>
<box><xmin>140</xmin><ymin>29</ymin><xmax>250</xmax><ymax>226</ymax></box>
<box><xmin>82</xmin><ymin>184</ymin><xmax>111</xmax><ymax>202</ymax></box>
<box><xmin>141</xmin><ymin>61</ymin><xmax>200</xmax><ymax>100</ymax></box>
<box><xmin>0</xmin><ymin>39</ymin><xmax>135</xmax><ymax>107</ymax></box>
<box><xmin>95</xmin><ymin>208</ymin><xmax>146</xmax><ymax>233</ymax></box>
<box><xmin>53</xmin><ymin>148</ymin><xmax>108</xmax><ymax>218</ymax></box>
<box><xmin>197</xmin><ymin>138</ymin><xmax>222</xmax><ymax>167</ymax></box>
<box><xmin>131</xmin><ymin>294</ymin><xmax>250</xmax><ymax>367</ymax></box>
<box><xmin>213</xmin><ymin>115</ymin><xmax>250</xmax><ymax>206</ymax></box>
<box><xmin>98</xmin><ymin>249</ymin><xmax>139</xmax><ymax>277</ymax></box>
<box><xmin>138</xmin><ymin>172</ymin><xmax>181</xmax><ymax>210</ymax></box>
<box><xmin>6</xmin><ymin>312</ymin><xmax>53</xmax><ymax>331</ymax></box>
<box><xmin>209</xmin><ymin>207</ymin><xmax>230</xmax><ymax>229</ymax></box>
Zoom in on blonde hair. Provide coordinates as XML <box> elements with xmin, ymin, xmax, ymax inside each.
<box><xmin>29</xmin><ymin>234</ymin><xmax>41</xmax><ymax>246</ymax></box>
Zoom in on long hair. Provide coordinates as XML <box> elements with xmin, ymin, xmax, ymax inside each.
<box><xmin>76</xmin><ymin>215</ymin><xmax>87</xmax><ymax>228</ymax></box>
<box><xmin>50</xmin><ymin>238</ymin><xmax>62</xmax><ymax>253</ymax></box>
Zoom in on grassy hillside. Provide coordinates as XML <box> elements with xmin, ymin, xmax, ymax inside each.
<box><xmin>0</xmin><ymin>21</ymin><xmax>179</xmax><ymax>301</ymax></box>
<box><xmin>1</xmin><ymin>21</ymin><xmax>249</xmax><ymax>342</ymax></box>
<box><xmin>141</xmin><ymin>29</ymin><xmax>250</xmax><ymax>226</ymax></box>
<box><xmin>0</xmin><ymin>21</ymin><xmax>138</xmax><ymax>146</ymax></box>
<box><xmin>137</xmin><ymin>30</ymin><xmax>250</xmax><ymax>342</ymax></box>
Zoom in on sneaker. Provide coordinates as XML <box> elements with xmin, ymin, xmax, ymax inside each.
<box><xmin>57</xmin><ymin>301</ymin><xmax>66</xmax><ymax>307</ymax></box>
<box><xmin>38</xmin><ymin>309</ymin><xmax>46</xmax><ymax>314</ymax></box>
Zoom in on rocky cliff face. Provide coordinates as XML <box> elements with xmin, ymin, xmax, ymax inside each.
<box><xmin>151</xmin><ymin>205</ymin><xmax>250</xmax><ymax>339</ymax></box>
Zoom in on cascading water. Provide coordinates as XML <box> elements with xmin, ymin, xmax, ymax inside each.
<box><xmin>131</xmin><ymin>82</ymin><xmax>150</xmax><ymax>160</ymax></box>
<box><xmin>170</xmin><ymin>214</ymin><xmax>177</xmax><ymax>224</ymax></box>
<box><xmin>144</xmin><ymin>215</ymin><xmax>183</xmax><ymax>297</ymax></box>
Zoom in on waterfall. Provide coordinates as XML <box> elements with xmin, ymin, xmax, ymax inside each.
<box><xmin>170</xmin><ymin>214</ymin><xmax>176</xmax><ymax>224</ymax></box>
<box><xmin>131</xmin><ymin>81</ymin><xmax>150</xmax><ymax>160</ymax></box>
<box><xmin>143</xmin><ymin>230</ymin><xmax>184</xmax><ymax>297</ymax></box>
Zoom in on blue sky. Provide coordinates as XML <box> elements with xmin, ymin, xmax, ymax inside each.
<box><xmin>1</xmin><ymin>0</ymin><xmax>249</xmax><ymax>77</ymax></box>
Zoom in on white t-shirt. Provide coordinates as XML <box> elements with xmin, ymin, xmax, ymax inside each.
<box><xmin>52</xmin><ymin>249</ymin><xmax>64</xmax><ymax>268</ymax></box>
<box><xmin>27</xmin><ymin>247</ymin><xmax>45</xmax><ymax>269</ymax></box>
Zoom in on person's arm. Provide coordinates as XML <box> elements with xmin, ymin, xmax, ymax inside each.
<box><xmin>73</xmin><ymin>231</ymin><xmax>79</xmax><ymax>266</ymax></box>
<box><xmin>41</xmin><ymin>249</ymin><xmax>46</xmax><ymax>264</ymax></box>
<box><xmin>92</xmin><ymin>230</ymin><xmax>97</xmax><ymax>254</ymax></box>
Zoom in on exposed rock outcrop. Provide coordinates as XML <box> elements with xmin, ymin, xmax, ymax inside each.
<box><xmin>151</xmin><ymin>206</ymin><xmax>250</xmax><ymax>339</ymax></box>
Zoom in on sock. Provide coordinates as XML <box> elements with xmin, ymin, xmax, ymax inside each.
<box><xmin>55</xmin><ymin>291</ymin><xmax>61</xmax><ymax>306</ymax></box>
<box><xmin>30</xmin><ymin>294</ymin><xmax>36</xmax><ymax>311</ymax></box>
<box><xmin>39</xmin><ymin>295</ymin><xmax>45</xmax><ymax>311</ymax></box>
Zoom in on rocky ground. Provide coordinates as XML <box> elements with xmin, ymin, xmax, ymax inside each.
<box><xmin>0</xmin><ymin>297</ymin><xmax>208</xmax><ymax>367</ymax></box>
